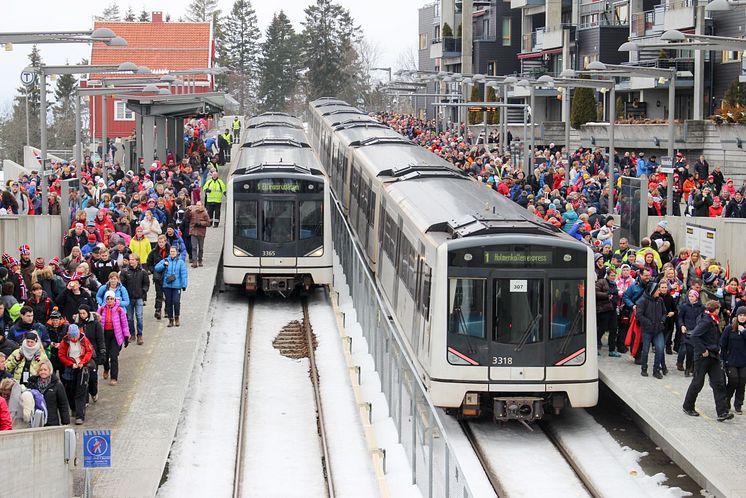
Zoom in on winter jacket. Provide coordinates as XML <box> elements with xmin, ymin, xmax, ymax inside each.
<box><xmin>725</xmin><ymin>198</ymin><xmax>746</xmax><ymax>218</ymax></box>
<box><xmin>595</xmin><ymin>278</ymin><xmax>614</xmax><ymax>313</ymax></box>
<box><xmin>0</xmin><ymin>336</ymin><xmax>18</xmax><ymax>358</ymax></box>
<box><xmin>155</xmin><ymin>255</ymin><xmax>188</xmax><ymax>289</ymax></box>
<box><xmin>64</xmin><ymin>231</ymin><xmax>89</xmax><ymax>256</ymax></box>
<box><xmin>28</xmin><ymin>292</ymin><xmax>54</xmax><ymax>325</ymax></box>
<box><xmin>721</xmin><ymin>321</ymin><xmax>746</xmax><ymax>368</ymax></box>
<box><xmin>96</xmin><ymin>283</ymin><xmax>130</xmax><ymax>309</ymax></box>
<box><xmin>139</xmin><ymin>217</ymin><xmax>162</xmax><ymax>243</ymax></box>
<box><xmin>693</xmin><ymin>193</ymin><xmax>713</xmax><ymax>217</ymax></box>
<box><xmin>4</xmin><ymin>347</ymin><xmax>49</xmax><ymax>384</ymax></box>
<box><xmin>623</xmin><ymin>278</ymin><xmax>647</xmax><ymax>308</ymax></box>
<box><xmin>96</xmin><ymin>303</ymin><xmax>129</xmax><ymax>346</ymax></box>
<box><xmin>75</xmin><ymin>313</ymin><xmax>105</xmax><ymax>364</ymax></box>
<box><xmin>165</xmin><ymin>233</ymin><xmax>188</xmax><ymax>261</ymax></box>
<box><xmin>8</xmin><ymin>321</ymin><xmax>51</xmax><ymax>347</ymax></box>
<box><xmin>128</xmin><ymin>237</ymin><xmax>152</xmax><ymax>264</ymax></box>
<box><xmin>690</xmin><ymin>313</ymin><xmax>721</xmax><ymax>359</ymax></box>
<box><xmin>28</xmin><ymin>374</ymin><xmax>70</xmax><ymax>426</ymax></box>
<box><xmin>187</xmin><ymin>205</ymin><xmax>211</xmax><ymax>238</ymax></box>
<box><xmin>58</xmin><ymin>335</ymin><xmax>94</xmax><ymax>368</ymax></box>
<box><xmin>635</xmin><ymin>283</ymin><xmax>666</xmax><ymax>335</ymax></box>
<box><xmin>61</xmin><ymin>255</ymin><xmax>84</xmax><ymax>274</ymax></box>
<box><xmin>677</xmin><ymin>300</ymin><xmax>704</xmax><ymax>332</ymax></box>
<box><xmin>54</xmin><ymin>288</ymin><xmax>96</xmax><ymax>323</ymax></box>
<box><xmin>120</xmin><ymin>265</ymin><xmax>150</xmax><ymax>300</ymax></box>
<box><xmin>91</xmin><ymin>259</ymin><xmax>118</xmax><ymax>284</ymax></box>
<box><xmin>146</xmin><ymin>243</ymin><xmax>170</xmax><ymax>283</ymax></box>
<box><xmin>0</xmin><ymin>397</ymin><xmax>11</xmax><ymax>430</ymax></box>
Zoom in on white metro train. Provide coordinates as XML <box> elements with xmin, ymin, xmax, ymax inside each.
<box><xmin>306</xmin><ymin>99</ymin><xmax>598</xmax><ymax>421</ymax></box>
<box><xmin>222</xmin><ymin>113</ymin><xmax>333</xmax><ymax>295</ymax></box>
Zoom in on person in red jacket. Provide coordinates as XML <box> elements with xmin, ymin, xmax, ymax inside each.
<box><xmin>0</xmin><ymin>395</ymin><xmax>11</xmax><ymax>430</ymax></box>
<box><xmin>58</xmin><ymin>324</ymin><xmax>93</xmax><ymax>424</ymax></box>
<box><xmin>709</xmin><ymin>197</ymin><xmax>724</xmax><ymax>217</ymax></box>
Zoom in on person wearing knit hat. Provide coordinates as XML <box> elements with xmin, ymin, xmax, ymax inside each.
<box><xmin>34</xmin><ymin>257</ymin><xmax>45</xmax><ymax>270</ymax></box>
<box><xmin>721</xmin><ymin>306</ymin><xmax>746</xmax><ymax>414</ymax></box>
<box><xmin>58</xmin><ymin>322</ymin><xmax>93</xmax><ymax>424</ymax></box>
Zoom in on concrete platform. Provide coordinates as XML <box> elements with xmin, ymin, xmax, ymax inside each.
<box><xmin>598</xmin><ymin>354</ymin><xmax>746</xmax><ymax>498</ymax></box>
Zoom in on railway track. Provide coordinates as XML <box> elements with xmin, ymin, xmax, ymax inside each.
<box><xmin>460</xmin><ymin>418</ymin><xmax>602</xmax><ymax>498</ymax></box>
<box><xmin>232</xmin><ymin>297</ymin><xmax>335</xmax><ymax>498</ymax></box>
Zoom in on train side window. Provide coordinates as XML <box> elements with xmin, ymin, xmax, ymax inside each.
<box><xmin>448</xmin><ymin>278</ymin><xmax>485</xmax><ymax>339</ymax></box>
<box><xmin>421</xmin><ymin>263</ymin><xmax>432</xmax><ymax>319</ymax></box>
<box><xmin>550</xmin><ymin>279</ymin><xmax>586</xmax><ymax>339</ymax></box>
<box><xmin>378</xmin><ymin>200</ymin><xmax>386</xmax><ymax>246</ymax></box>
<box><xmin>299</xmin><ymin>200</ymin><xmax>323</xmax><ymax>239</ymax></box>
<box><xmin>369</xmin><ymin>191</ymin><xmax>377</xmax><ymax>228</ymax></box>
<box><xmin>262</xmin><ymin>200</ymin><xmax>295</xmax><ymax>243</ymax></box>
<box><xmin>234</xmin><ymin>200</ymin><xmax>257</xmax><ymax>240</ymax></box>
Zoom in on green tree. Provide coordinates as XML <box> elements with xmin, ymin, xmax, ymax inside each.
<box><xmin>468</xmin><ymin>84</ymin><xmax>480</xmax><ymax>125</ymax></box>
<box><xmin>185</xmin><ymin>0</ymin><xmax>219</xmax><ymax>22</ymax></box>
<box><xmin>571</xmin><ymin>86</ymin><xmax>597</xmax><ymax>129</ymax></box>
<box><xmin>138</xmin><ymin>9</ymin><xmax>150</xmax><ymax>22</ymax></box>
<box><xmin>486</xmin><ymin>85</ymin><xmax>499</xmax><ymax>125</ymax></box>
<box><xmin>222</xmin><ymin>0</ymin><xmax>261</xmax><ymax>114</ymax></box>
<box><xmin>258</xmin><ymin>11</ymin><xmax>302</xmax><ymax>113</ymax></box>
<box><xmin>124</xmin><ymin>6</ymin><xmax>136</xmax><ymax>21</ymax></box>
<box><xmin>98</xmin><ymin>3</ymin><xmax>121</xmax><ymax>21</ymax></box>
<box><xmin>723</xmin><ymin>78</ymin><xmax>746</xmax><ymax>107</ymax></box>
<box><xmin>301</xmin><ymin>0</ymin><xmax>361</xmax><ymax>102</ymax></box>
<box><xmin>442</xmin><ymin>23</ymin><xmax>453</xmax><ymax>38</ymax></box>
<box><xmin>50</xmin><ymin>72</ymin><xmax>77</xmax><ymax>150</ymax></box>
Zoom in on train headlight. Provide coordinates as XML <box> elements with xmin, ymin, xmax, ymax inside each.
<box><xmin>233</xmin><ymin>246</ymin><xmax>253</xmax><ymax>257</ymax></box>
<box><xmin>563</xmin><ymin>351</ymin><xmax>586</xmax><ymax>366</ymax></box>
<box><xmin>305</xmin><ymin>246</ymin><xmax>324</xmax><ymax>257</ymax></box>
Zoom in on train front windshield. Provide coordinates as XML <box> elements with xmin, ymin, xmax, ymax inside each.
<box><xmin>232</xmin><ymin>177</ymin><xmax>325</xmax><ymax>257</ymax></box>
<box><xmin>446</xmin><ymin>244</ymin><xmax>588</xmax><ymax>369</ymax></box>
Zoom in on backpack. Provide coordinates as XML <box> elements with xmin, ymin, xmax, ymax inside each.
<box><xmin>28</xmin><ymin>388</ymin><xmax>47</xmax><ymax>427</ymax></box>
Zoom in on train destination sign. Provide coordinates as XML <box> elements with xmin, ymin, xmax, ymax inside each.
<box><xmin>484</xmin><ymin>250</ymin><xmax>553</xmax><ymax>265</ymax></box>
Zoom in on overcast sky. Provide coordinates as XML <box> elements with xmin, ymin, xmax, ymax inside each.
<box><xmin>0</xmin><ymin>0</ymin><xmax>421</xmax><ymax>111</ymax></box>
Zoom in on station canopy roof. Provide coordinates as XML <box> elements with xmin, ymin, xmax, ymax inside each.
<box><xmin>123</xmin><ymin>92</ymin><xmax>235</xmax><ymax>118</ymax></box>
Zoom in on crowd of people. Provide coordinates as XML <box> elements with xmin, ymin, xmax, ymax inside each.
<box><xmin>0</xmin><ymin>117</ymin><xmax>232</xmax><ymax>431</ymax></box>
<box><xmin>380</xmin><ymin>112</ymin><xmax>746</xmax><ymax>422</ymax></box>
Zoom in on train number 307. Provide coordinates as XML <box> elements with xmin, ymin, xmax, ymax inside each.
<box><xmin>262</xmin><ymin>251</ymin><xmax>276</xmax><ymax>257</ymax></box>
<box><xmin>492</xmin><ymin>356</ymin><xmax>513</xmax><ymax>365</ymax></box>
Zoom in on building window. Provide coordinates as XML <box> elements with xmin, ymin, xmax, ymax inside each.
<box><xmin>483</xmin><ymin>18</ymin><xmax>490</xmax><ymax>39</ymax></box>
<box><xmin>502</xmin><ymin>17</ymin><xmax>511</xmax><ymax>46</ymax></box>
<box><xmin>723</xmin><ymin>50</ymin><xmax>742</xmax><ymax>63</ymax></box>
<box><xmin>488</xmin><ymin>61</ymin><xmax>496</xmax><ymax>76</ymax></box>
<box><xmin>419</xmin><ymin>33</ymin><xmax>428</xmax><ymax>50</ymax></box>
<box><xmin>434</xmin><ymin>25</ymin><xmax>441</xmax><ymax>42</ymax></box>
<box><xmin>114</xmin><ymin>101</ymin><xmax>134</xmax><ymax>121</ymax></box>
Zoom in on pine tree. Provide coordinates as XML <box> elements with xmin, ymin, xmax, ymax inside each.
<box><xmin>258</xmin><ymin>11</ymin><xmax>302</xmax><ymax>113</ymax></box>
<box><xmin>571</xmin><ymin>86</ymin><xmax>597</xmax><ymax>129</ymax></box>
<box><xmin>468</xmin><ymin>85</ymin><xmax>480</xmax><ymax>125</ymax></box>
<box><xmin>442</xmin><ymin>23</ymin><xmax>453</xmax><ymax>38</ymax></box>
<box><xmin>486</xmin><ymin>85</ymin><xmax>499</xmax><ymax>125</ymax></box>
<box><xmin>124</xmin><ymin>6</ymin><xmax>136</xmax><ymax>22</ymax></box>
<box><xmin>185</xmin><ymin>0</ymin><xmax>219</xmax><ymax>22</ymax></box>
<box><xmin>138</xmin><ymin>9</ymin><xmax>150</xmax><ymax>22</ymax></box>
<box><xmin>723</xmin><ymin>78</ymin><xmax>746</xmax><ymax>107</ymax></box>
<box><xmin>50</xmin><ymin>73</ymin><xmax>77</xmax><ymax>149</ymax></box>
<box><xmin>301</xmin><ymin>0</ymin><xmax>361</xmax><ymax>101</ymax></box>
<box><xmin>98</xmin><ymin>3</ymin><xmax>121</xmax><ymax>21</ymax></box>
<box><xmin>222</xmin><ymin>0</ymin><xmax>261</xmax><ymax>114</ymax></box>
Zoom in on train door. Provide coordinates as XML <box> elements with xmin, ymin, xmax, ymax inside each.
<box><xmin>259</xmin><ymin>196</ymin><xmax>298</xmax><ymax>265</ymax></box>
<box><xmin>488</xmin><ymin>272</ymin><xmax>546</xmax><ymax>382</ymax></box>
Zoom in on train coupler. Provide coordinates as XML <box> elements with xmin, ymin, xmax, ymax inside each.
<box><xmin>493</xmin><ymin>397</ymin><xmax>544</xmax><ymax>422</ymax></box>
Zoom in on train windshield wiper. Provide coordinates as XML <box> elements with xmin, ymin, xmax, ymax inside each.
<box><xmin>559</xmin><ymin>308</ymin><xmax>584</xmax><ymax>354</ymax></box>
<box><xmin>514</xmin><ymin>313</ymin><xmax>542</xmax><ymax>352</ymax></box>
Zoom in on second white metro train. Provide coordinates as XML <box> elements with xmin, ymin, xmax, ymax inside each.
<box><xmin>306</xmin><ymin>98</ymin><xmax>598</xmax><ymax>421</ymax></box>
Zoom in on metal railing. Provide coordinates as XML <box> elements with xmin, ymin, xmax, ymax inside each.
<box><xmin>474</xmin><ymin>31</ymin><xmax>497</xmax><ymax>42</ymax></box>
<box><xmin>665</xmin><ymin>0</ymin><xmax>695</xmax><ymax>10</ymax></box>
<box><xmin>331</xmin><ymin>197</ymin><xmax>474</xmax><ymax>498</ymax></box>
<box><xmin>631</xmin><ymin>6</ymin><xmax>665</xmax><ymax>37</ymax></box>
<box><xmin>442</xmin><ymin>36</ymin><xmax>462</xmax><ymax>56</ymax></box>
<box><xmin>522</xmin><ymin>28</ymin><xmax>544</xmax><ymax>52</ymax></box>
<box><xmin>634</xmin><ymin>57</ymin><xmax>695</xmax><ymax>73</ymax></box>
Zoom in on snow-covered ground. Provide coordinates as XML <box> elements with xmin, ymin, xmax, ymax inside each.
<box><xmin>241</xmin><ymin>298</ymin><xmax>325</xmax><ymax>497</ymax></box>
<box><xmin>158</xmin><ymin>292</ymin><xmax>247</xmax><ymax>498</ymax></box>
<box><xmin>546</xmin><ymin>409</ymin><xmax>692</xmax><ymax>498</ymax></box>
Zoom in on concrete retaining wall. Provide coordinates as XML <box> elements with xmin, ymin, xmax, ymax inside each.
<box><xmin>0</xmin><ymin>215</ymin><xmax>63</xmax><ymax>263</ymax></box>
<box><xmin>0</xmin><ymin>426</ymin><xmax>74</xmax><ymax>497</ymax></box>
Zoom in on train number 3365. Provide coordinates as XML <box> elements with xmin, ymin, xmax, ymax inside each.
<box><xmin>492</xmin><ymin>356</ymin><xmax>513</xmax><ymax>365</ymax></box>
<box><xmin>262</xmin><ymin>251</ymin><xmax>276</xmax><ymax>257</ymax></box>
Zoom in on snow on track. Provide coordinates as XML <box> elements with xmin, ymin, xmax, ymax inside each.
<box><xmin>468</xmin><ymin>419</ymin><xmax>591</xmax><ymax>498</ymax></box>
<box><xmin>158</xmin><ymin>292</ymin><xmax>247</xmax><ymax>498</ymax></box>
<box><xmin>242</xmin><ymin>298</ymin><xmax>325</xmax><ymax>497</ymax></box>
<box><xmin>545</xmin><ymin>410</ymin><xmax>692</xmax><ymax>498</ymax></box>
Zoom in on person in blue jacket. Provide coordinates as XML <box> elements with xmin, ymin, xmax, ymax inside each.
<box><xmin>155</xmin><ymin>246</ymin><xmax>188</xmax><ymax>328</ymax></box>
<box><xmin>623</xmin><ymin>268</ymin><xmax>653</xmax><ymax>309</ymax></box>
<box><xmin>164</xmin><ymin>225</ymin><xmax>188</xmax><ymax>261</ymax></box>
<box><xmin>95</xmin><ymin>272</ymin><xmax>130</xmax><ymax>311</ymax></box>
<box><xmin>721</xmin><ymin>306</ymin><xmax>746</xmax><ymax>414</ymax></box>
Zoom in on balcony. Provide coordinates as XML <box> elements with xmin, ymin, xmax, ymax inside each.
<box><xmin>664</xmin><ymin>0</ymin><xmax>695</xmax><ymax>31</ymax></box>
<box><xmin>473</xmin><ymin>31</ymin><xmax>497</xmax><ymax>42</ymax></box>
<box><xmin>522</xmin><ymin>28</ymin><xmax>545</xmax><ymax>53</ymax></box>
<box><xmin>631</xmin><ymin>6</ymin><xmax>665</xmax><ymax>38</ymax></box>
<box><xmin>442</xmin><ymin>36</ymin><xmax>462</xmax><ymax>58</ymax></box>
<box><xmin>511</xmin><ymin>0</ymin><xmax>545</xmax><ymax>9</ymax></box>
<box><xmin>634</xmin><ymin>57</ymin><xmax>695</xmax><ymax>74</ymax></box>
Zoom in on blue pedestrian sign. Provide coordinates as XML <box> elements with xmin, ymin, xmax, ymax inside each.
<box><xmin>83</xmin><ymin>430</ymin><xmax>112</xmax><ymax>468</ymax></box>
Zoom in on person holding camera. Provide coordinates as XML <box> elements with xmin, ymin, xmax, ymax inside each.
<box><xmin>155</xmin><ymin>246</ymin><xmax>188</xmax><ymax>328</ymax></box>
<box><xmin>683</xmin><ymin>300</ymin><xmax>734</xmax><ymax>421</ymax></box>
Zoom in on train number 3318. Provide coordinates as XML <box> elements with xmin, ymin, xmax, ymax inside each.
<box><xmin>492</xmin><ymin>356</ymin><xmax>513</xmax><ymax>365</ymax></box>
